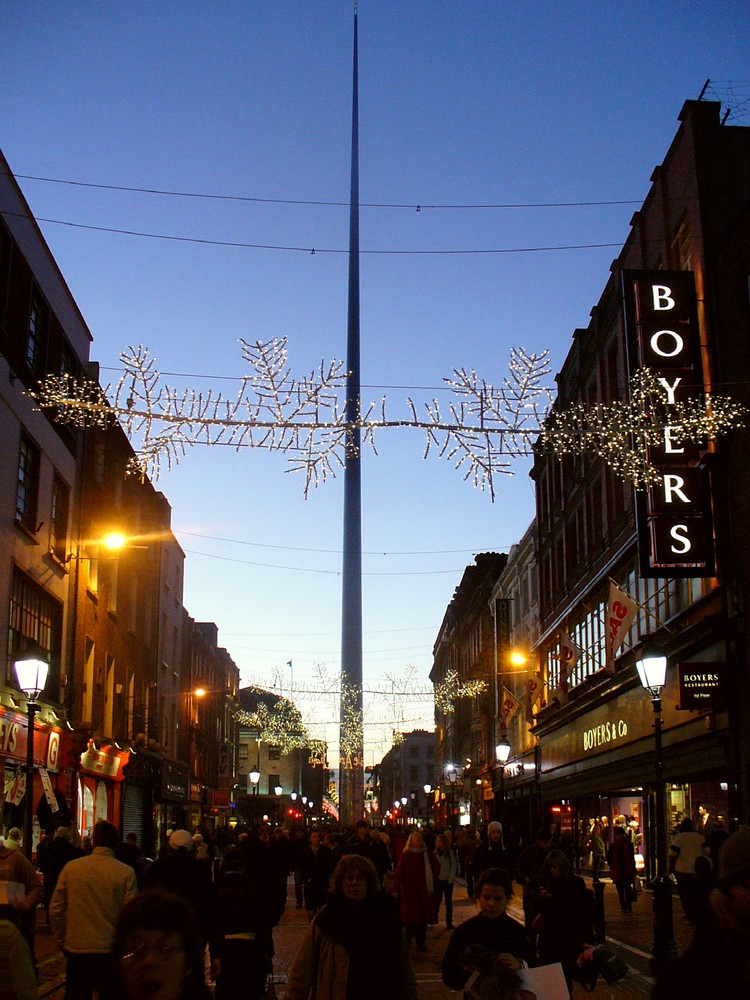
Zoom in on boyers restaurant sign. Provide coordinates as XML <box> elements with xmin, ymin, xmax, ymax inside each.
<box><xmin>622</xmin><ymin>270</ymin><xmax>715</xmax><ymax>577</ymax></box>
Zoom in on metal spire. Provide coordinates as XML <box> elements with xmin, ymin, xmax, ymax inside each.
<box><xmin>339</xmin><ymin>5</ymin><xmax>364</xmax><ymax>825</ymax></box>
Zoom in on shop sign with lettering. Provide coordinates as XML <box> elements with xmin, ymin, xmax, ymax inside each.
<box><xmin>622</xmin><ymin>270</ymin><xmax>715</xmax><ymax>577</ymax></box>
<box><xmin>678</xmin><ymin>662</ymin><xmax>725</xmax><ymax>710</ymax></box>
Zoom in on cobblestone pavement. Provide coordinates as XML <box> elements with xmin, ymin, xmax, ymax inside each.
<box><xmin>35</xmin><ymin>876</ymin><xmax>693</xmax><ymax>998</ymax></box>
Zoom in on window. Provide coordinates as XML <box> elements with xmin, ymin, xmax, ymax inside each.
<box><xmin>239</xmin><ymin>745</ymin><xmax>249</xmax><ymax>761</ymax></box>
<box><xmin>26</xmin><ymin>285</ymin><xmax>49</xmax><ymax>373</ymax></box>
<box><xmin>268</xmin><ymin>746</ymin><xmax>281</xmax><ymax>761</ymax></box>
<box><xmin>8</xmin><ymin>567</ymin><xmax>61</xmax><ymax>687</ymax></box>
<box><xmin>16</xmin><ymin>433</ymin><xmax>40</xmax><ymax>532</ymax></box>
<box><xmin>0</xmin><ymin>220</ymin><xmax>11</xmax><ymax>328</ymax></box>
<box><xmin>268</xmin><ymin>774</ymin><xmax>280</xmax><ymax>796</ymax></box>
<box><xmin>50</xmin><ymin>474</ymin><xmax>70</xmax><ymax>562</ymax></box>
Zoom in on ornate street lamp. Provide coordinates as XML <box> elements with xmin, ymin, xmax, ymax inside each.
<box><xmin>495</xmin><ymin>735</ymin><xmax>511</xmax><ymax>824</ymax></box>
<box><xmin>14</xmin><ymin>645</ymin><xmax>49</xmax><ymax>860</ymax></box>
<box><xmin>445</xmin><ymin>763</ymin><xmax>459</xmax><ymax>832</ymax></box>
<box><xmin>423</xmin><ymin>783</ymin><xmax>432</xmax><ymax>824</ymax></box>
<box><xmin>636</xmin><ymin>642</ymin><xmax>675</xmax><ymax>973</ymax></box>
<box><xmin>249</xmin><ymin>769</ymin><xmax>260</xmax><ymax>794</ymax></box>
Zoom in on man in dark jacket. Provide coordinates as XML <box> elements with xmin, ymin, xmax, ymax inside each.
<box><xmin>299</xmin><ymin>828</ymin><xmax>336</xmax><ymax>920</ymax></box>
<box><xmin>143</xmin><ymin>828</ymin><xmax>223</xmax><ymax>980</ymax></box>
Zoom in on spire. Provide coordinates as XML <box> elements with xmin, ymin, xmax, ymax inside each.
<box><xmin>339</xmin><ymin>5</ymin><xmax>364</xmax><ymax>826</ymax></box>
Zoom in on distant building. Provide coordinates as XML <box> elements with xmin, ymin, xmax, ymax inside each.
<box><xmin>377</xmin><ymin>730</ymin><xmax>436</xmax><ymax>826</ymax></box>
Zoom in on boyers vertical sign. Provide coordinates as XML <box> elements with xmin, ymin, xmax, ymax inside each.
<box><xmin>622</xmin><ymin>270</ymin><xmax>715</xmax><ymax>577</ymax></box>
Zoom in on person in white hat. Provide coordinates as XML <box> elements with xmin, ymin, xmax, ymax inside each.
<box><xmin>143</xmin><ymin>829</ymin><xmax>223</xmax><ymax>983</ymax></box>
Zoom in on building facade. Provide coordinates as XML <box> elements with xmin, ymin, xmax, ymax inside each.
<box><xmin>530</xmin><ymin>100</ymin><xmax>750</xmax><ymax>871</ymax></box>
<box><xmin>1</xmin><ymin>151</ymin><xmax>240</xmax><ymax>855</ymax></box>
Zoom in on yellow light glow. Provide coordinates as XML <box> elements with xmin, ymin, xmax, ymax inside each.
<box><xmin>102</xmin><ymin>532</ymin><xmax>127</xmax><ymax>551</ymax></box>
<box><xmin>194</xmin><ymin>687</ymin><xmax>207</xmax><ymax>698</ymax></box>
<box><xmin>508</xmin><ymin>650</ymin><xmax>528</xmax><ymax>667</ymax></box>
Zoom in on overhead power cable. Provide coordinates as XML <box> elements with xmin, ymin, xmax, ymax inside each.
<box><xmin>8</xmin><ymin>171</ymin><xmax>642</xmax><ymax>210</ymax></box>
<box><xmin>9</xmin><ymin>210</ymin><xmax>626</xmax><ymax>256</ymax></box>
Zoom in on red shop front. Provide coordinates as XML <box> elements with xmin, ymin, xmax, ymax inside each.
<box><xmin>0</xmin><ymin>704</ymin><xmax>66</xmax><ymax>857</ymax></box>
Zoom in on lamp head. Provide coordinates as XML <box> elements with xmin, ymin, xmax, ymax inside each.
<box><xmin>14</xmin><ymin>645</ymin><xmax>50</xmax><ymax>701</ymax></box>
<box><xmin>423</xmin><ymin>782</ymin><xmax>432</xmax><ymax>795</ymax></box>
<box><xmin>495</xmin><ymin>737</ymin><xmax>512</xmax><ymax>765</ymax></box>
<box><xmin>249</xmin><ymin>769</ymin><xmax>260</xmax><ymax>785</ymax></box>
<box><xmin>636</xmin><ymin>642</ymin><xmax>668</xmax><ymax>695</ymax></box>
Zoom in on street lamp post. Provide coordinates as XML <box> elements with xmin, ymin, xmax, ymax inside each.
<box><xmin>423</xmin><ymin>783</ymin><xmax>432</xmax><ymax>825</ymax></box>
<box><xmin>14</xmin><ymin>646</ymin><xmax>50</xmax><ymax>861</ymax></box>
<box><xmin>445</xmin><ymin>764</ymin><xmax>459</xmax><ymax>834</ymax></box>
<box><xmin>495</xmin><ymin>736</ymin><xmax>511</xmax><ymax>824</ymax></box>
<box><xmin>636</xmin><ymin>644</ymin><xmax>676</xmax><ymax>974</ymax></box>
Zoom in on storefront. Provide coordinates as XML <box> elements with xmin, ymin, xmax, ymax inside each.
<box><xmin>155</xmin><ymin>758</ymin><xmax>190</xmax><ymax>853</ymax></box>
<box><xmin>0</xmin><ymin>705</ymin><xmax>67</xmax><ymax>855</ymax></box>
<box><xmin>76</xmin><ymin>739</ymin><xmax>130</xmax><ymax>841</ymax></box>
<box><xmin>535</xmin><ymin>673</ymin><xmax>730</xmax><ymax>878</ymax></box>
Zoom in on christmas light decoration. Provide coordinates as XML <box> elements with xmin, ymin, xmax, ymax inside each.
<box><xmin>434</xmin><ymin>668</ymin><xmax>488</xmax><ymax>714</ymax></box>
<box><xmin>29</xmin><ymin>346</ymin><xmax>745</xmax><ymax>499</ymax></box>
<box><xmin>539</xmin><ymin>368</ymin><xmax>746</xmax><ymax>488</ymax></box>
<box><xmin>29</xmin><ymin>339</ymin><xmax>552</xmax><ymax>500</ymax></box>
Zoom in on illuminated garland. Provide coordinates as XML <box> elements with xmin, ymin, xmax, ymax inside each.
<box><xmin>29</xmin><ymin>340</ymin><xmax>552</xmax><ymax>500</ymax></box>
<box><xmin>539</xmin><ymin>368</ymin><xmax>746</xmax><ymax>488</ymax></box>
<box><xmin>339</xmin><ymin>680</ymin><xmax>364</xmax><ymax>769</ymax></box>
<box><xmin>434</xmin><ymin>669</ymin><xmax>488</xmax><ymax>714</ymax></box>
<box><xmin>30</xmin><ymin>348</ymin><xmax>745</xmax><ymax>500</ymax></box>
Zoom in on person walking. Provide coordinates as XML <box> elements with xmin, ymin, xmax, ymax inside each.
<box><xmin>608</xmin><ymin>825</ymin><xmax>636</xmax><ymax>913</ymax></box>
<box><xmin>516</xmin><ymin>827</ymin><xmax>551</xmax><ymax>954</ymax></box>
<box><xmin>300</xmin><ymin>828</ymin><xmax>336</xmax><ymax>922</ymax></box>
<box><xmin>668</xmin><ymin>816</ymin><xmax>707</xmax><ymax>911</ymax></box>
<box><xmin>469</xmin><ymin>822</ymin><xmax>509</xmax><ymax>887</ymax></box>
<box><xmin>442</xmin><ymin>867</ymin><xmax>532</xmax><ymax>993</ymax></box>
<box><xmin>38</xmin><ymin>826</ymin><xmax>80</xmax><ymax>924</ymax></box>
<box><xmin>536</xmin><ymin>849</ymin><xmax>594</xmax><ymax>994</ymax></box>
<box><xmin>0</xmin><ymin>917</ymin><xmax>37</xmax><ymax>1000</ymax></box>
<box><xmin>0</xmin><ymin>834</ymin><xmax>43</xmax><ymax>963</ymax></box>
<box><xmin>142</xmin><ymin>829</ymin><xmax>223</xmax><ymax>983</ymax></box>
<box><xmin>653</xmin><ymin>826</ymin><xmax>750</xmax><ymax>995</ymax></box>
<box><xmin>433</xmin><ymin>833</ymin><xmax>457</xmax><ymax>930</ymax></box>
<box><xmin>392</xmin><ymin>830</ymin><xmax>440</xmax><ymax>952</ymax></box>
<box><xmin>214</xmin><ymin>847</ymin><xmax>274</xmax><ymax>1000</ymax></box>
<box><xmin>110</xmin><ymin>891</ymin><xmax>213</xmax><ymax>1000</ymax></box>
<box><xmin>285</xmin><ymin>854</ymin><xmax>417</xmax><ymax>1000</ymax></box>
<box><xmin>49</xmin><ymin>820</ymin><xmax>138</xmax><ymax>1000</ymax></box>
<box><xmin>460</xmin><ymin>828</ymin><xmax>479</xmax><ymax>896</ymax></box>
<box><xmin>586</xmin><ymin>821</ymin><xmax>606</xmax><ymax>882</ymax></box>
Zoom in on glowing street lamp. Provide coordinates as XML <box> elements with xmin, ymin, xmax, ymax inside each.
<box><xmin>636</xmin><ymin>642</ymin><xmax>675</xmax><ymax>972</ymax></box>
<box><xmin>14</xmin><ymin>645</ymin><xmax>50</xmax><ymax>860</ymax></box>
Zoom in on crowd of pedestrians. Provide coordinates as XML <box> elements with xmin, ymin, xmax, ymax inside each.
<box><xmin>1</xmin><ymin>809</ymin><xmax>749</xmax><ymax>999</ymax></box>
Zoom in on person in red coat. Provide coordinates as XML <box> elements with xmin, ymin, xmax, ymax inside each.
<box><xmin>391</xmin><ymin>831</ymin><xmax>440</xmax><ymax>951</ymax></box>
<box><xmin>607</xmin><ymin>825</ymin><xmax>636</xmax><ymax>913</ymax></box>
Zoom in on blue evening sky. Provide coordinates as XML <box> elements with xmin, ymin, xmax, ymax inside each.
<box><xmin>3</xmin><ymin>2</ymin><xmax>748</xmax><ymax>763</ymax></box>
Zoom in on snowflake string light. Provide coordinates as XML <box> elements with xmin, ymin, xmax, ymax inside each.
<box><xmin>29</xmin><ymin>339</ymin><xmax>552</xmax><ymax>500</ymax></box>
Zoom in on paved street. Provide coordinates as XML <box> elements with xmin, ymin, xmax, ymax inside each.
<box><xmin>36</xmin><ymin>875</ymin><xmax>692</xmax><ymax>999</ymax></box>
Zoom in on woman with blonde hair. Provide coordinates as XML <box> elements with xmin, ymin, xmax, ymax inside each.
<box><xmin>392</xmin><ymin>831</ymin><xmax>440</xmax><ymax>952</ymax></box>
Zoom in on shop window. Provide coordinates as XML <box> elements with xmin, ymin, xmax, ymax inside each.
<box><xmin>15</xmin><ymin>433</ymin><xmax>40</xmax><ymax>533</ymax></box>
